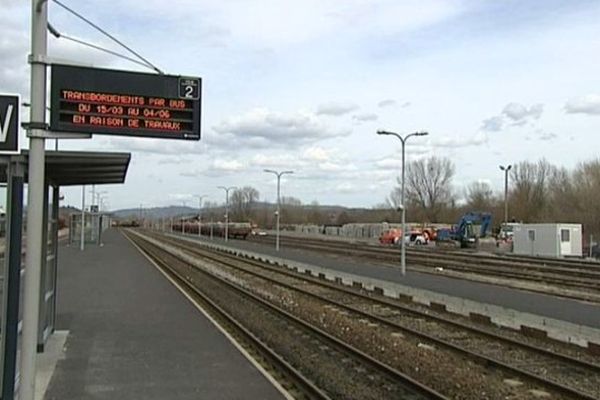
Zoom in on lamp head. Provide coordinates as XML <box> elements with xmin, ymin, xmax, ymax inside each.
<box><xmin>377</xmin><ymin>130</ymin><xmax>393</xmax><ymax>136</ymax></box>
<box><xmin>415</xmin><ymin>131</ymin><xmax>428</xmax><ymax>136</ymax></box>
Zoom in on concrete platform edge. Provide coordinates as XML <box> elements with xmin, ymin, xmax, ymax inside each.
<box><xmin>167</xmin><ymin>232</ymin><xmax>600</xmax><ymax>350</ymax></box>
<box><xmin>122</xmin><ymin>231</ymin><xmax>294</xmax><ymax>400</ymax></box>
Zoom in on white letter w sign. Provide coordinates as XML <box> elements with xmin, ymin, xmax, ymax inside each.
<box><xmin>0</xmin><ymin>94</ymin><xmax>19</xmax><ymax>154</ymax></box>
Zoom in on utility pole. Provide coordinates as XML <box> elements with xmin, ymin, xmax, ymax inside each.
<box><xmin>499</xmin><ymin>165</ymin><xmax>512</xmax><ymax>229</ymax></box>
<box><xmin>264</xmin><ymin>169</ymin><xmax>293</xmax><ymax>251</ymax></box>
<box><xmin>218</xmin><ymin>186</ymin><xmax>236</xmax><ymax>242</ymax></box>
<box><xmin>194</xmin><ymin>195</ymin><xmax>206</xmax><ymax>237</ymax></box>
<box><xmin>181</xmin><ymin>200</ymin><xmax>186</xmax><ymax>234</ymax></box>
<box><xmin>377</xmin><ymin>130</ymin><xmax>429</xmax><ymax>276</ymax></box>
<box><xmin>21</xmin><ymin>1</ymin><xmax>48</xmax><ymax>398</ymax></box>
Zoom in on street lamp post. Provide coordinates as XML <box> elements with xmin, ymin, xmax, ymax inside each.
<box><xmin>181</xmin><ymin>200</ymin><xmax>187</xmax><ymax>235</ymax></box>
<box><xmin>218</xmin><ymin>186</ymin><xmax>237</xmax><ymax>242</ymax></box>
<box><xmin>499</xmin><ymin>164</ymin><xmax>512</xmax><ymax>229</ymax></box>
<box><xmin>377</xmin><ymin>130</ymin><xmax>429</xmax><ymax>276</ymax></box>
<box><xmin>194</xmin><ymin>195</ymin><xmax>206</xmax><ymax>237</ymax></box>
<box><xmin>264</xmin><ymin>169</ymin><xmax>294</xmax><ymax>251</ymax></box>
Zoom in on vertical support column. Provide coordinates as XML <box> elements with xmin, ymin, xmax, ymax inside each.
<box><xmin>22</xmin><ymin>1</ymin><xmax>48</xmax><ymax>398</ymax></box>
<box><xmin>37</xmin><ymin>183</ymin><xmax>49</xmax><ymax>351</ymax></box>
<box><xmin>80</xmin><ymin>185</ymin><xmax>85</xmax><ymax>251</ymax></box>
<box><xmin>1</xmin><ymin>161</ymin><xmax>24</xmax><ymax>400</ymax></box>
<box><xmin>50</xmin><ymin>185</ymin><xmax>59</xmax><ymax>332</ymax></box>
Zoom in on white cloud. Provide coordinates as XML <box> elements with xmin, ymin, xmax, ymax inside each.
<box><xmin>481</xmin><ymin>116</ymin><xmax>504</xmax><ymax>132</ymax></box>
<box><xmin>212</xmin><ymin>108</ymin><xmax>350</xmax><ymax>148</ymax></box>
<box><xmin>375</xmin><ymin>157</ymin><xmax>403</xmax><ymax>169</ymax></box>
<box><xmin>251</xmin><ymin>153</ymin><xmax>301</xmax><ymax>168</ymax></box>
<box><xmin>179</xmin><ymin>158</ymin><xmax>245</xmax><ymax>178</ymax></box>
<box><xmin>315</xmin><ymin>101</ymin><xmax>359</xmax><ymax>116</ymax></box>
<box><xmin>335</xmin><ymin>182</ymin><xmax>357</xmax><ymax>193</ymax></box>
<box><xmin>565</xmin><ymin>94</ymin><xmax>600</xmax><ymax>115</ymax></box>
<box><xmin>105</xmin><ymin>137</ymin><xmax>201</xmax><ymax>155</ymax></box>
<box><xmin>302</xmin><ymin>146</ymin><xmax>333</xmax><ymax>162</ymax></box>
<box><xmin>481</xmin><ymin>102</ymin><xmax>543</xmax><ymax>131</ymax></box>
<box><xmin>317</xmin><ymin>161</ymin><xmax>347</xmax><ymax>172</ymax></box>
<box><xmin>539</xmin><ymin>132</ymin><xmax>557</xmax><ymax>141</ymax></box>
<box><xmin>0</xmin><ymin>4</ymin><xmax>30</xmax><ymax>97</ymax></box>
<box><xmin>352</xmin><ymin>112</ymin><xmax>378</xmax><ymax>122</ymax></box>
<box><xmin>502</xmin><ymin>102</ymin><xmax>543</xmax><ymax>125</ymax></box>
<box><xmin>123</xmin><ymin>0</ymin><xmax>465</xmax><ymax>49</ymax></box>
<box><xmin>430</xmin><ymin>132</ymin><xmax>488</xmax><ymax>148</ymax></box>
<box><xmin>213</xmin><ymin>159</ymin><xmax>244</xmax><ymax>172</ymax></box>
<box><xmin>377</xmin><ymin>99</ymin><xmax>396</xmax><ymax>108</ymax></box>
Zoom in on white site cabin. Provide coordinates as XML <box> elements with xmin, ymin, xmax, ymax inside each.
<box><xmin>512</xmin><ymin>223</ymin><xmax>583</xmax><ymax>258</ymax></box>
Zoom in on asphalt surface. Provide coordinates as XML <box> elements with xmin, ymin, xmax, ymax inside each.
<box><xmin>44</xmin><ymin>229</ymin><xmax>286</xmax><ymax>400</ymax></box>
<box><xmin>177</xmin><ymin>232</ymin><xmax>600</xmax><ymax>329</ymax></box>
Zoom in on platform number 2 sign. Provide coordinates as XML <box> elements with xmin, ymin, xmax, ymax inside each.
<box><xmin>0</xmin><ymin>94</ymin><xmax>19</xmax><ymax>154</ymax></box>
<box><xmin>178</xmin><ymin>78</ymin><xmax>200</xmax><ymax>100</ymax></box>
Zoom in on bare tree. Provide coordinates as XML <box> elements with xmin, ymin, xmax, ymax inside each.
<box><xmin>464</xmin><ymin>181</ymin><xmax>495</xmax><ymax>210</ymax></box>
<box><xmin>230</xmin><ymin>186</ymin><xmax>260</xmax><ymax>221</ymax></box>
<box><xmin>509</xmin><ymin>159</ymin><xmax>554</xmax><ymax>222</ymax></box>
<box><xmin>569</xmin><ymin>159</ymin><xmax>600</xmax><ymax>237</ymax></box>
<box><xmin>390</xmin><ymin>156</ymin><xmax>455</xmax><ymax>222</ymax></box>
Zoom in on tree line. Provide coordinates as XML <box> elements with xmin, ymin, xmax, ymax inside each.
<box><xmin>387</xmin><ymin>156</ymin><xmax>600</xmax><ymax>237</ymax></box>
<box><xmin>197</xmin><ymin>157</ymin><xmax>600</xmax><ymax>238</ymax></box>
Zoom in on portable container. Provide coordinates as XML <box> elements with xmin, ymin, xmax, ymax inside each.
<box><xmin>512</xmin><ymin>223</ymin><xmax>582</xmax><ymax>257</ymax></box>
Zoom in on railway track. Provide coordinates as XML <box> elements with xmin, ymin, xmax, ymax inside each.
<box><xmin>137</xmin><ymin>229</ymin><xmax>600</xmax><ymax>400</ymax></box>
<box><xmin>124</xmin><ymin>229</ymin><xmax>446</xmax><ymax>400</ymax></box>
<box><xmin>248</xmin><ymin>234</ymin><xmax>600</xmax><ymax>301</ymax></box>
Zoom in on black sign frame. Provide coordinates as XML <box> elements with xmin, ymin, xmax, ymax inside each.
<box><xmin>50</xmin><ymin>65</ymin><xmax>201</xmax><ymax>141</ymax></box>
<box><xmin>0</xmin><ymin>94</ymin><xmax>20</xmax><ymax>154</ymax></box>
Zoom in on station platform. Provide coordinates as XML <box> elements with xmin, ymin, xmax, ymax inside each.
<box><xmin>41</xmin><ymin>229</ymin><xmax>287</xmax><ymax>400</ymax></box>
<box><xmin>174</xmin><ymin>232</ymin><xmax>600</xmax><ymax>330</ymax></box>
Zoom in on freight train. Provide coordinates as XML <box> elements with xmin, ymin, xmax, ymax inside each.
<box><xmin>172</xmin><ymin>221</ymin><xmax>252</xmax><ymax>239</ymax></box>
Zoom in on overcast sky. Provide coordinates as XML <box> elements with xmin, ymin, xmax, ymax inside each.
<box><xmin>2</xmin><ymin>0</ymin><xmax>600</xmax><ymax>211</ymax></box>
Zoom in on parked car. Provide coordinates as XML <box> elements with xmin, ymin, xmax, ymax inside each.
<box><xmin>404</xmin><ymin>232</ymin><xmax>428</xmax><ymax>245</ymax></box>
<box><xmin>379</xmin><ymin>229</ymin><xmax>402</xmax><ymax>245</ymax></box>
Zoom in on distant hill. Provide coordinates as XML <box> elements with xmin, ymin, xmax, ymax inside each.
<box><xmin>111</xmin><ymin>205</ymin><xmax>199</xmax><ymax>220</ymax></box>
<box><xmin>110</xmin><ymin>202</ymin><xmax>399</xmax><ymax>226</ymax></box>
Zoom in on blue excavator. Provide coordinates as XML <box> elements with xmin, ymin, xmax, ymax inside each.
<box><xmin>436</xmin><ymin>211</ymin><xmax>493</xmax><ymax>248</ymax></box>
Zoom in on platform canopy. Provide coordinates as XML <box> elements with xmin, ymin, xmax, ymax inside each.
<box><xmin>0</xmin><ymin>150</ymin><xmax>131</xmax><ymax>186</ymax></box>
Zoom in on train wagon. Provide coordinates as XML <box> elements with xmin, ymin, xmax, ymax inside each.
<box><xmin>173</xmin><ymin>221</ymin><xmax>252</xmax><ymax>239</ymax></box>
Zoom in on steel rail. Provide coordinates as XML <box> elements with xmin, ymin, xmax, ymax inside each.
<box><xmin>126</xmin><ymin>230</ymin><xmax>448</xmax><ymax>400</ymax></box>
<box><xmin>124</xmin><ymin>231</ymin><xmax>332</xmax><ymax>400</ymax></box>
<box><xmin>151</xmin><ymin>230</ymin><xmax>600</xmax><ymax>400</ymax></box>
<box><xmin>249</xmin><ymin>235</ymin><xmax>600</xmax><ymax>293</ymax></box>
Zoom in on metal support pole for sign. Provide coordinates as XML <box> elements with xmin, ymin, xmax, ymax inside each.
<box><xmin>1</xmin><ymin>161</ymin><xmax>24</xmax><ymax>400</ymax></box>
<box><xmin>21</xmin><ymin>1</ymin><xmax>48</xmax><ymax>399</ymax></box>
<box><xmin>51</xmin><ymin>185</ymin><xmax>60</xmax><ymax>331</ymax></box>
<box><xmin>80</xmin><ymin>185</ymin><xmax>85</xmax><ymax>251</ymax></box>
<box><xmin>37</xmin><ymin>183</ymin><xmax>50</xmax><ymax>351</ymax></box>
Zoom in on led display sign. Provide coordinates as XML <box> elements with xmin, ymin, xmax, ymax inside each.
<box><xmin>50</xmin><ymin>65</ymin><xmax>201</xmax><ymax>140</ymax></box>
